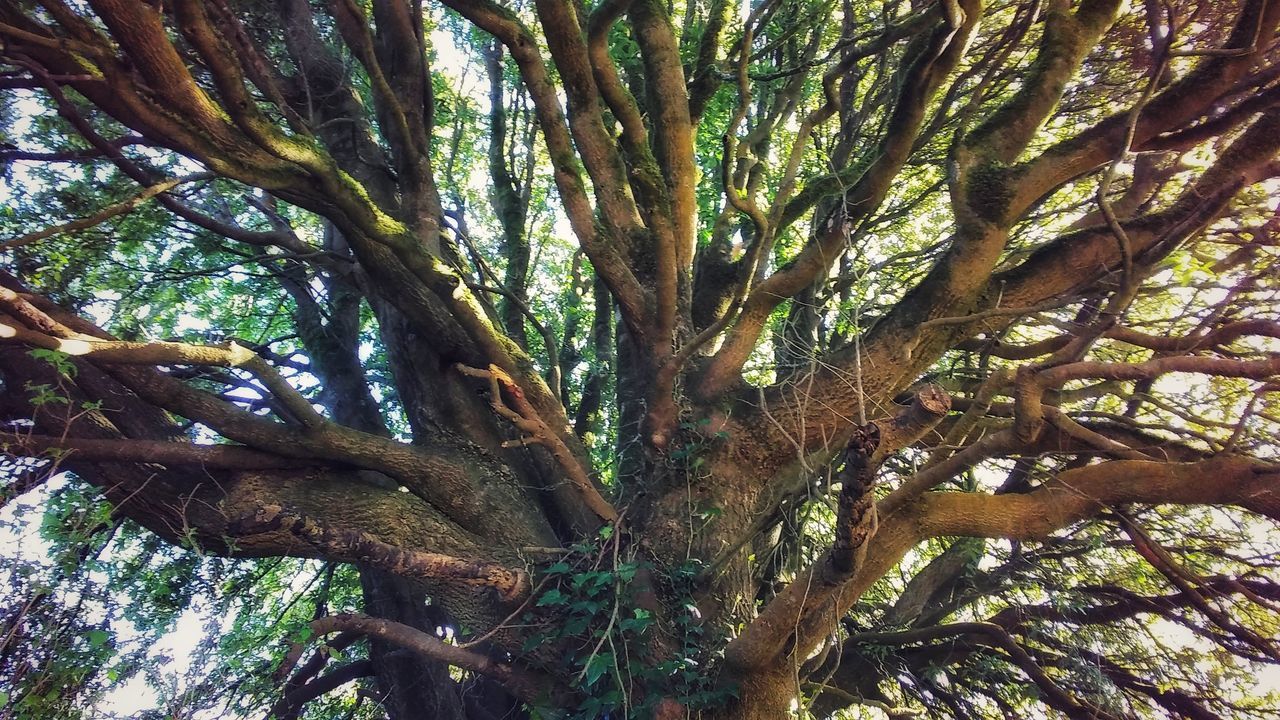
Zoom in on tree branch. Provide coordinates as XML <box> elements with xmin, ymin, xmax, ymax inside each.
<box><xmin>846</xmin><ymin>622</ymin><xmax>1121</xmax><ymax>720</ymax></box>
<box><xmin>0</xmin><ymin>432</ymin><xmax>315</xmax><ymax>469</ymax></box>
<box><xmin>308</xmin><ymin>613</ymin><xmax>554</xmax><ymax>703</ymax></box>
<box><xmin>916</xmin><ymin>456</ymin><xmax>1280</xmax><ymax>539</ymax></box>
<box><xmin>456</xmin><ymin>363</ymin><xmax>618</xmax><ymax>528</ymax></box>
<box><xmin>234</xmin><ymin>506</ymin><xmax>531</xmax><ymax>602</ymax></box>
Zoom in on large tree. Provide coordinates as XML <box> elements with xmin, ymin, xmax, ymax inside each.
<box><xmin>1</xmin><ymin>0</ymin><xmax>1279</xmax><ymax>717</ymax></box>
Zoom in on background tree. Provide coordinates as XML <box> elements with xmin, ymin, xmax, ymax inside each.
<box><xmin>1</xmin><ymin>0</ymin><xmax>1278</xmax><ymax>718</ymax></box>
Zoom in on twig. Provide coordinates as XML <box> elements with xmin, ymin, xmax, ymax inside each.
<box><xmin>0</xmin><ymin>173</ymin><xmax>213</xmax><ymax>252</ymax></box>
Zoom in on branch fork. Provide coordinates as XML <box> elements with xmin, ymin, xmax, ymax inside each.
<box><xmin>456</xmin><ymin>363</ymin><xmax>619</xmax><ymax>524</ymax></box>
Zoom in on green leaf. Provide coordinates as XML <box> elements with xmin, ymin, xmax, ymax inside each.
<box><xmin>581</xmin><ymin>651</ymin><xmax>613</xmax><ymax>688</ymax></box>
<box><xmin>536</xmin><ymin>587</ymin><xmax>567</xmax><ymax>606</ymax></box>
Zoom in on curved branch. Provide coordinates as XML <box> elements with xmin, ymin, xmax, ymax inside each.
<box><xmin>0</xmin><ymin>173</ymin><xmax>211</xmax><ymax>252</ymax></box>
<box><xmin>917</xmin><ymin>456</ymin><xmax>1280</xmax><ymax>539</ymax></box>
<box><xmin>0</xmin><ymin>306</ymin><xmax>323</xmax><ymax>428</ymax></box>
<box><xmin>308</xmin><ymin>613</ymin><xmax>555</xmax><ymax>703</ymax></box>
<box><xmin>1037</xmin><ymin>355</ymin><xmax>1280</xmax><ymax>388</ymax></box>
<box><xmin>268</xmin><ymin>658</ymin><xmax>375</xmax><ymax>720</ymax></box>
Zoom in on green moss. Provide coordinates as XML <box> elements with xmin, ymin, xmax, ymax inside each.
<box><xmin>964</xmin><ymin>161</ymin><xmax>1018</xmax><ymax>223</ymax></box>
<box><xmin>334</xmin><ymin>168</ymin><xmax>408</xmax><ymax>237</ymax></box>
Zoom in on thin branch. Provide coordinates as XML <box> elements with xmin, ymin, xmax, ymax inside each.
<box><xmin>847</xmin><ymin>622</ymin><xmax>1121</xmax><ymax>720</ymax></box>
<box><xmin>308</xmin><ymin>613</ymin><xmax>554</xmax><ymax>703</ymax></box>
<box><xmin>0</xmin><ymin>173</ymin><xmax>212</xmax><ymax>252</ymax></box>
<box><xmin>456</xmin><ymin>363</ymin><xmax>618</xmax><ymax>525</ymax></box>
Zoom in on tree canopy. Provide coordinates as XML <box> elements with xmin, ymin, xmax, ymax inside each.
<box><xmin>1</xmin><ymin>0</ymin><xmax>1278</xmax><ymax>718</ymax></box>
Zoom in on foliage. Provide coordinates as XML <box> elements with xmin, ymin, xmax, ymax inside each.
<box><xmin>523</xmin><ymin>528</ymin><xmax>736</xmax><ymax>719</ymax></box>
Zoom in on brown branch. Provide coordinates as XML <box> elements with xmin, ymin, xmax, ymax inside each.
<box><xmin>467</xmin><ymin>282</ymin><xmax>562</xmax><ymax>400</ymax></box>
<box><xmin>1070</xmin><ymin>648</ymin><xmax>1226</xmax><ymax>720</ymax></box>
<box><xmin>274</xmin><ymin>630</ymin><xmax>361</xmax><ymax>685</ymax></box>
<box><xmin>914</xmin><ymin>299</ymin><xmax>1073</xmax><ymax>331</ymax></box>
<box><xmin>0</xmin><ymin>173</ymin><xmax>211</xmax><ymax>252</ymax></box>
<box><xmin>1105</xmin><ymin>320</ymin><xmax>1280</xmax><ymax>353</ymax></box>
<box><xmin>685</xmin><ymin>0</ymin><xmax>731</xmax><ymax>120</ymax></box>
<box><xmin>0</xmin><ymin>432</ymin><xmax>315</xmax><ymax>469</ymax></box>
<box><xmin>957</xmin><ymin>317</ymin><xmax>1280</xmax><ymax>360</ymax></box>
<box><xmin>917</xmin><ymin>456</ymin><xmax>1280</xmax><ymax>539</ymax></box>
<box><xmin>456</xmin><ymin>363</ymin><xmax>618</xmax><ymax>526</ymax></box>
<box><xmin>171</xmin><ymin>0</ymin><xmax>316</xmax><ymax>169</ymax></box>
<box><xmin>268</xmin><ymin>658</ymin><xmax>375</xmax><ymax>720</ymax></box>
<box><xmin>880</xmin><ymin>429</ymin><xmax>1021</xmax><ymax>517</ymax></box>
<box><xmin>235</xmin><ymin>505</ymin><xmax>531</xmax><ymax>602</ymax></box>
<box><xmin>0</xmin><ymin>307</ymin><xmax>324</xmax><ymax>428</ymax></box>
<box><xmin>308</xmin><ymin>613</ymin><xmax>553</xmax><ymax>703</ymax></box>
<box><xmin>1037</xmin><ymin>355</ymin><xmax>1280</xmax><ymax>389</ymax></box>
<box><xmin>0</xmin><ymin>20</ymin><xmax>108</xmax><ymax>58</ymax></box>
<box><xmin>629</xmin><ymin>0</ymin><xmax>697</xmax><ymax>278</ymax></box>
<box><xmin>991</xmin><ymin>576</ymin><xmax>1280</xmax><ymax>633</ymax></box>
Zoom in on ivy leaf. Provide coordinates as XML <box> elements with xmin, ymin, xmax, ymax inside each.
<box><xmin>536</xmin><ymin>588</ymin><xmax>567</xmax><ymax>606</ymax></box>
<box><xmin>581</xmin><ymin>651</ymin><xmax>613</xmax><ymax>688</ymax></box>
<box><xmin>87</xmin><ymin>629</ymin><xmax>110</xmax><ymax>648</ymax></box>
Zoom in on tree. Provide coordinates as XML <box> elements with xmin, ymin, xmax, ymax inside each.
<box><xmin>0</xmin><ymin>0</ymin><xmax>1278</xmax><ymax>717</ymax></box>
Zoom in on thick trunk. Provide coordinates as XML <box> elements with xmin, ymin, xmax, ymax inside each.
<box><xmin>705</xmin><ymin>670</ymin><xmax>797</xmax><ymax>720</ymax></box>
